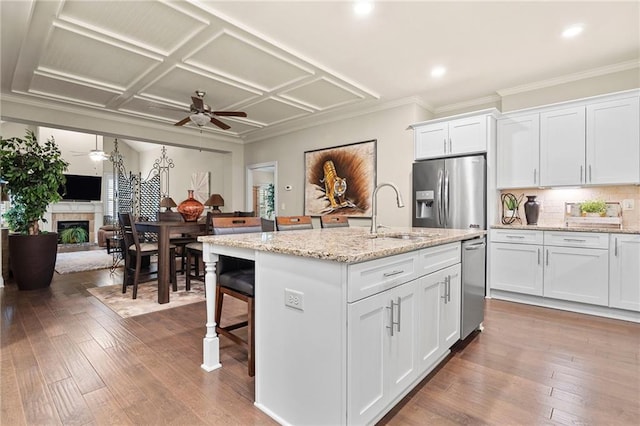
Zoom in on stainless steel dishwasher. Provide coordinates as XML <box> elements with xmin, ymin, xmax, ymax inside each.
<box><xmin>461</xmin><ymin>237</ymin><xmax>486</xmax><ymax>339</ymax></box>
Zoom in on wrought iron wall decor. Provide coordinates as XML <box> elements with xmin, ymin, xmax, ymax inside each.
<box><xmin>152</xmin><ymin>146</ymin><xmax>174</xmax><ymax>198</ymax></box>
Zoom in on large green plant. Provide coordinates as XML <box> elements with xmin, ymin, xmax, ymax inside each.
<box><xmin>0</xmin><ymin>130</ymin><xmax>69</xmax><ymax>235</ymax></box>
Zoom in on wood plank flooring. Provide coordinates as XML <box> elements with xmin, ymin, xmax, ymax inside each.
<box><xmin>1</xmin><ymin>265</ymin><xmax>639</xmax><ymax>425</ymax></box>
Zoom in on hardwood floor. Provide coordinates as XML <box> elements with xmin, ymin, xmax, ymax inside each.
<box><xmin>2</xmin><ymin>267</ymin><xmax>639</xmax><ymax>425</ymax></box>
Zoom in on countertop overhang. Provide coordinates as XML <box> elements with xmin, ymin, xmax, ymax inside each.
<box><xmin>492</xmin><ymin>224</ymin><xmax>640</xmax><ymax>234</ymax></box>
<box><xmin>199</xmin><ymin>227</ymin><xmax>485</xmax><ymax>263</ymax></box>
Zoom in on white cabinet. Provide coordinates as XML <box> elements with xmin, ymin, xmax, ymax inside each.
<box><xmin>539</xmin><ymin>106</ymin><xmax>586</xmax><ymax>186</ymax></box>
<box><xmin>587</xmin><ymin>97</ymin><xmax>640</xmax><ymax>185</ymax></box>
<box><xmin>490</xmin><ymin>242</ymin><xmax>543</xmax><ymax>296</ymax></box>
<box><xmin>347</xmin><ymin>279</ymin><xmax>419</xmax><ymax>425</ymax></box>
<box><xmin>609</xmin><ymin>234</ymin><xmax>640</xmax><ymax>312</ymax></box>
<box><xmin>543</xmin><ymin>245</ymin><xmax>609</xmax><ymax>306</ymax></box>
<box><xmin>413</xmin><ymin>111</ymin><xmax>494</xmax><ymax>160</ymax></box>
<box><xmin>497</xmin><ymin>114</ymin><xmax>540</xmax><ymax>188</ymax></box>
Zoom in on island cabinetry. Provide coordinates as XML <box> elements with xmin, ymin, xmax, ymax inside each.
<box><xmin>411</xmin><ymin>110</ymin><xmax>496</xmax><ymax>160</ymax></box>
<box><xmin>489</xmin><ymin>229</ymin><xmax>544</xmax><ymax>296</ymax></box>
<box><xmin>347</xmin><ymin>243</ymin><xmax>461</xmax><ymax>425</ymax></box>
<box><xmin>609</xmin><ymin>234</ymin><xmax>640</xmax><ymax>312</ymax></box>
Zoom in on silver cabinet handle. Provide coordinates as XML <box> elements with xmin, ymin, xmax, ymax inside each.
<box><xmin>537</xmin><ymin>248</ymin><xmax>541</xmax><ymax>265</ymax></box>
<box><xmin>589</xmin><ymin>165</ymin><xmax>592</xmax><ymax>182</ymax></box>
<box><xmin>506</xmin><ymin>235</ymin><xmax>525</xmax><ymax>239</ymax></box>
<box><xmin>615</xmin><ymin>237</ymin><xmax>618</xmax><ymax>257</ymax></box>
<box><xmin>386</xmin><ymin>298</ymin><xmax>399</xmax><ymax>336</ymax></box>
<box><xmin>580</xmin><ymin>165</ymin><xmax>583</xmax><ymax>183</ymax></box>
<box><xmin>383</xmin><ymin>270</ymin><xmax>404</xmax><ymax>277</ymax></box>
<box><xmin>534</xmin><ymin>169</ymin><xmax>537</xmax><ymax>184</ymax></box>
<box><xmin>563</xmin><ymin>238</ymin><xmax>586</xmax><ymax>243</ymax></box>
<box><xmin>449</xmin><ymin>138</ymin><xmax>452</xmax><ymax>153</ymax></box>
<box><xmin>396</xmin><ymin>296</ymin><xmax>401</xmax><ymax>333</ymax></box>
<box><xmin>546</xmin><ymin>249</ymin><xmax>549</xmax><ymax>266</ymax></box>
<box><xmin>443</xmin><ymin>138</ymin><xmax>446</xmax><ymax>153</ymax></box>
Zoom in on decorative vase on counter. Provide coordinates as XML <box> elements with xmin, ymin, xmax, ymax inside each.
<box><xmin>524</xmin><ymin>195</ymin><xmax>540</xmax><ymax>225</ymax></box>
<box><xmin>177</xmin><ymin>190</ymin><xmax>204</xmax><ymax>222</ymax></box>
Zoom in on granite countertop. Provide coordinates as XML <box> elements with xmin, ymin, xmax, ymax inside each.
<box><xmin>199</xmin><ymin>226</ymin><xmax>485</xmax><ymax>263</ymax></box>
<box><xmin>492</xmin><ymin>223</ymin><xmax>640</xmax><ymax>235</ymax></box>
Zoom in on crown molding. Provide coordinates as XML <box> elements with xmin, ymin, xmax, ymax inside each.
<box><xmin>497</xmin><ymin>60</ymin><xmax>640</xmax><ymax>97</ymax></box>
<box><xmin>433</xmin><ymin>94</ymin><xmax>501</xmax><ymax>115</ymax></box>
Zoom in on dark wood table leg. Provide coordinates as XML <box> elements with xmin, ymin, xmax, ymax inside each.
<box><xmin>157</xmin><ymin>227</ymin><xmax>170</xmax><ymax>304</ymax></box>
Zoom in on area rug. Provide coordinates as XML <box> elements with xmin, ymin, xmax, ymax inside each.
<box><xmin>87</xmin><ymin>278</ymin><xmax>205</xmax><ymax>318</ymax></box>
<box><xmin>55</xmin><ymin>250</ymin><xmax>119</xmax><ymax>274</ymax></box>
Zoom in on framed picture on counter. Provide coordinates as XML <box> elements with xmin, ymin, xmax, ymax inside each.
<box><xmin>304</xmin><ymin>139</ymin><xmax>376</xmax><ymax>217</ymax></box>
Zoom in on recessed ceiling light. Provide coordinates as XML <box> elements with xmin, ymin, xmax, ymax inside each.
<box><xmin>431</xmin><ymin>66</ymin><xmax>447</xmax><ymax>78</ymax></box>
<box><xmin>562</xmin><ymin>24</ymin><xmax>584</xmax><ymax>38</ymax></box>
<box><xmin>354</xmin><ymin>1</ymin><xmax>374</xmax><ymax>16</ymax></box>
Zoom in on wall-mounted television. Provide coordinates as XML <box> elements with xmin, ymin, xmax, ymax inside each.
<box><xmin>58</xmin><ymin>174</ymin><xmax>102</xmax><ymax>201</ymax></box>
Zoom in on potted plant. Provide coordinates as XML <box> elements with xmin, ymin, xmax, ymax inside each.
<box><xmin>0</xmin><ymin>130</ymin><xmax>69</xmax><ymax>290</ymax></box>
<box><xmin>59</xmin><ymin>226</ymin><xmax>88</xmax><ymax>244</ymax></box>
<box><xmin>580</xmin><ymin>199</ymin><xmax>607</xmax><ymax>217</ymax></box>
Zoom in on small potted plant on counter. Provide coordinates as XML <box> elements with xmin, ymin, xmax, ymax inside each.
<box><xmin>0</xmin><ymin>129</ymin><xmax>69</xmax><ymax>290</ymax></box>
<box><xmin>580</xmin><ymin>199</ymin><xmax>607</xmax><ymax>217</ymax></box>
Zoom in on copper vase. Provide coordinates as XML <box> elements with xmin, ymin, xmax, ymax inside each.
<box><xmin>177</xmin><ymin>190</ymin><xmax>204</xmax><ymax>222</ymax></box>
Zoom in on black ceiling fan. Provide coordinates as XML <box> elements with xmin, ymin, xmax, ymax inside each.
<box><xmin>173</xmin><ymin>90</ymin><xmax>247</xmax><ymax>130</ymax></box>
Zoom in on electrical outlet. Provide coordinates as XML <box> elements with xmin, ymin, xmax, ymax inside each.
<box><xmin>284</xmin><ymin>288</ymin><xmax>304</xmax><ymax>311</ymax></box>
<box><xmin>622</xmin><ymin>199</ymin><xmax>634</xmax><ymax>211</ymax></box>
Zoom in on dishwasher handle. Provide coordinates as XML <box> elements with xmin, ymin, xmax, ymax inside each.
<box><xmin>464</xmin><ymin>241</ymin><xmax>486</xmax><ymax>250</ymax></box>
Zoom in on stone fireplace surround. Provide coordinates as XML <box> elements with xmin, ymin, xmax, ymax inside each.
<box><xmin>44</xmin><ymin>201</ymin><xmax>103</xmax><ymax>244</ymax></box>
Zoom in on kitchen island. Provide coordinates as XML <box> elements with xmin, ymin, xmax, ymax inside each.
<box><xmin>199</xmin><ymin>226</ymin><xmax>485</xmax><ymax>425</ymax></box>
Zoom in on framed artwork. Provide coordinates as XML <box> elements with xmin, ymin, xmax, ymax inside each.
<box><xmin>190</xmin><ymin>171</ymin><xmax>210</xmax><ymax>203</ymax></box>
<box><xmin>304</xmin><ymin>139</ymin><xmax>376</xmax><ymax>217</ymax></box>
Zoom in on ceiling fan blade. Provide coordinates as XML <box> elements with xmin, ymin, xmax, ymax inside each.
<box><xmin>213</xmin><ymin>111</ymin><xmax>247</xmax><ymax>117</ymax></box>
<box><xmin>209</xmin><ymin>116</ymin><xmax>231</xmax><ymax>130</ymax></box>
<box><xmin>191</xmin><ymin>96</ymin><xmax>204</xmax><ymax>111</ymax></box>
<box><xmin>174</xmin><ymin>117</ymin><xmax>191</xmax><ymax>126</ymax></box>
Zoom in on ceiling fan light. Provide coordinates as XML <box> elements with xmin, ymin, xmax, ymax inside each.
<box><xmin>190</xmin><ymin>113</ymin><xmax>210</xmax><ymax>127</ymax></box>
<box><xmin>89</xmin><ymin>150</ymin><xmax>106</xmax><ymax>161</ymax></box>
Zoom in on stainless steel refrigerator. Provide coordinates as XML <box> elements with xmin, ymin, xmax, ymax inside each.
<box><xmin>412</xmin><ymin>155</ymin><xmax>486</xmax><ymax>230</ymax></box>
<box><xmin>412</xmin><ymin>154</ymin><xmax>486</xmax><ymax>340</ymax></box>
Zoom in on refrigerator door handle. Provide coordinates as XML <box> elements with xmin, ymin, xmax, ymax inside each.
<box><xmin>436</xmin><ymin>169</ymin><xmax>444</xmax><ymax>226</ymax></box>
<box><xmin>443</xmin><ymin>169</ymin><xmax>450</xmax><ymax>227</ymax></box>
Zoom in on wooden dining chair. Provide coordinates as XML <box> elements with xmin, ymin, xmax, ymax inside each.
<box><xmin>275</xmin><ymin>215</ymin><xmax>313</xmax><ymax>231</ymax></box>
<box><xmin>119</xmin><ymin>212</ymin><xmax>177</xmax><ymax>299</ymax></box>
<box><xmin>211</xmin><ymin>216</ymin><xmax>262</xmax><ymax>376</ymax></box>
<box><xmin>185</xmin><ymin>211</ymin><xmax>213</xmax><ymax>290</ymax></box>
<box><xmin>320</xmin><ymin>215</ymin><xmax>350</xmax><ymax>228</ymax></box>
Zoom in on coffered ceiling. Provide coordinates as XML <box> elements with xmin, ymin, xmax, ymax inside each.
<box><xmin>1</xmin><ymin>1</ymin><xmax>639</xmax><ymax>144</ymax></box>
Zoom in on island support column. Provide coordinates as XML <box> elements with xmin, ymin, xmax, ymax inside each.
<box><xmin>201</xmin><ymin>246</ymin><xmax>221</xmax><ymax>372</ymax></box>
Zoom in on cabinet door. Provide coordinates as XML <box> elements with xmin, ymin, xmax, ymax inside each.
<box><xmin>415</xmin><ymin>122</ymin><xmax>448</xmax><ymax>160</ymax></box>
<box><xmin>441</xmin><ymin>264</ymin><xmax>461</xmax><ymax>348</ymax></box>
<box><xmin>609</xmin><ymin>234</ymin><xmax>640</xmax><ymax>312</ymax></box>
<box><xmin>587</xmin><ymin>97</ymin><xmax>640</xmax><ymax>185</ymax></box>
<box><xmin>386</xmin><ymin>281</ymin><xmax>419</xmax><ymax>401</ymax></box>
<box><xmin>497</xmin><ymin>114</ymin><xmax>540</xmax><ymax>188</ymax></box>
<box><xmin>490</xmin><ymin>242</ymin><xmax>543</xmax><ymax>296</ymax></box>
<box><xmin>416</xmin><ymin>271</ymin><xmax>444</xmax><ymax>370</ymax></box>
<box><xmin>347</xmin><ymin>290</ymin><xmax>388</xmax><ymax>425</ymax></box>
<box><xmin>544</xmin><ymin>246</ymin><xmax>608</xmax><ymax>306</ymax></box>
<box><xmin>449</xmin><ymin>115</ymin><xmax>487</xmax><ymax>156</ymax></box>
<box><xmin>540</xmin><ymin>106</ymin><xmax>586</xmax><ymax>186</ymax></box>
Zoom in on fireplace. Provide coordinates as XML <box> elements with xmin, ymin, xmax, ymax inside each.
<box><xmin>57</xmin><ymin>220</ymin><xmax>90</xmax><ymax>244</ymax></box>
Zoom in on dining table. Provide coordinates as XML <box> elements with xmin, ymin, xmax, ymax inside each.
<box><xmin>134</xmin><ymin>220</ymin><xmax>206</xmax><ymax>304</ymax></box>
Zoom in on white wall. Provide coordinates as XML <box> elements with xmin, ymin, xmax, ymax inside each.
<box><xmin>39</xmin><ymin>127</ymin><xmax>104</xmax><ymax>176</ymax></box>
<box><xmin>244</xmin><ymin>102</ymin><xmax>430</xmax><ymax>228</ymax></box>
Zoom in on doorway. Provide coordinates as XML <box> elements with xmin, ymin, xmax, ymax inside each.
<box><xmin>246</xmin><ymin>162</ymin><xmax>277</xmax><ymax>220</ymax></box>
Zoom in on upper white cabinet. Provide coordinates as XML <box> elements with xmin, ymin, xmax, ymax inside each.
<box><xmin>497</xmin><ymin>90</ymin><xmax>640</xmax><ymax>188</ymax></box>
<box><xmin>587</xmin><ymin>97</ymin><xmax>640</xmax><ymax>185</ymax></box>
<box><xmin>411</xmin><ymin>110</ymin><xmax>496</xmax><ymax>160</ymax></box>
<box><xmin>539</xmin><ymin>106</ymin><xmax>586</xmax><ymax>186</ymax></box>
<box><xmin>497</xmin><ymin>114</ymin><xmax>540</xmax><ymax>188</ymax></box>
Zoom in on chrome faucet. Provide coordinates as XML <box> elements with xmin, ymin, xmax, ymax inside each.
<box><xmin>370</xmin><ymin>182</ymin><xmax>405</xmax><ymax>234</ymax></box>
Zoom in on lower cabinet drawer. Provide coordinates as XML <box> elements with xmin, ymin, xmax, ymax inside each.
<box><xmin>347</xmin><ymin>252</ymin><xmax>417</xmax><ymax>302</ymax></box>
<box><xmin>417</xmin><ymin>242</ymin><xmax>461</xmax><ymax>276</ymax></box>
<box><xmin>544</xmin><ymin>231</ymin><xmax>609</xmax><ymax>249</ymax></box>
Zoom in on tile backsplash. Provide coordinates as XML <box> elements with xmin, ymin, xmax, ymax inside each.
<box><xmin>499</xmin><ymin>186</ymin><xmax>640</xmax><ymax>228</ymax></box>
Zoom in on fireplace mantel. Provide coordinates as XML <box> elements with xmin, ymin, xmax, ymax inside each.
<box><xmin>44</xmin><ymin>201</ymin><xmax>104</xmax><ymax>243</ymax></box>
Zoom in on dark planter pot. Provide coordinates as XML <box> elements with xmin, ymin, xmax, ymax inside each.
<box><xmin>8</xmin><ymin>233</ymin><xmax>58</xmax><ymax>290</ymax></box>
<box><xmin>524</xmin><ymin>195</ymin><xmax>541</xmax><ymax>225</ymax></box>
